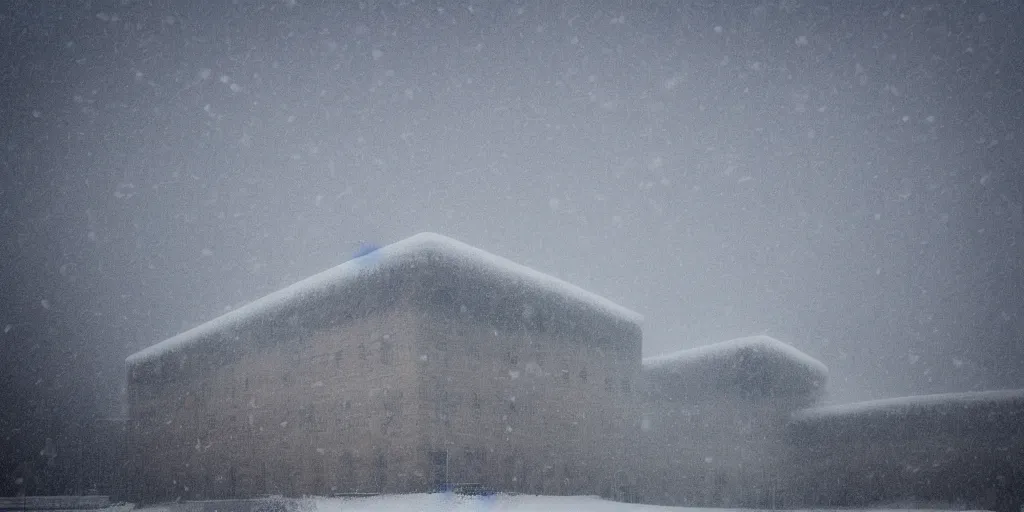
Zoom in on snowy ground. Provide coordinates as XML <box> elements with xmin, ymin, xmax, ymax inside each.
<box><xmin>126</xmin><ymin>493</ymin><xmax>978</xmax><ymax>512</ymax></box>
<box><xmin>314</xmin><ymin>494</ymin><xmax>992</xmax><ymax>512</ymax></box>
<box><xmin>125</xmin><ymin>494</ymin><xmax>986</xmax><ymax>512</ymax></box>
<box><xmin>312</xmin><ymin>493</ymin><xmax>679</xmax><ymax>512</ymax></box>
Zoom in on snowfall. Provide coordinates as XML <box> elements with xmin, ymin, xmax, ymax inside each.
<box><xmin>125</xmin><ymin>493</ymin><xmax>985</xmax><ymax>512</ymax></box>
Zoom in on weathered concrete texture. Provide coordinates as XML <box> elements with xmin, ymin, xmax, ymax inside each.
<box><xmin>781</xmin><ymin>389</ymin><xmax>1024</xmax><ymax>512</ymax></box>
<box><xmin>414</xmin><ymin>304</ymin><xmax>640</xmax><ymax>498</ymax></box>
<box><xmin>637</xmin><ymin>336</ymin><xmax>827</xmax><ymax>508</ymax></box>
<box><xmin>125</xmin><ymin>234</ymin><xmax>641</xmax><ymax>505</ymax></box>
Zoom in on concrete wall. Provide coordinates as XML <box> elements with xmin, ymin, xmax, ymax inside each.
<box><xmin>780</xmin><ymin>392</ymin><xmax>1024</xmax><ymax>512</ymax></box>
<box><xmin>127</xmin><ymin>248</ymin><xmax>642</xmax><ymax>504</ymax></box>
<box><xmin>635</xmin><ymin>338</ymin><xmax>826</xmax><ymax>507</ymax></box>
<box><xmin>636</xmin><ymin>390</ymin><xmax>800</xmax><ymax>507</ymax></box>
<box><xmin>127</xmin><ymin>303</ymin><xmax>426</xmax><ymax>503</ymax></box>
<box><xmin>413</xmin><ymin>303</ymin><xmax>641</xmax><ymax>498</ymax></box>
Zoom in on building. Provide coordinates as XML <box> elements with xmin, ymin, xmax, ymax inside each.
<box><xmin>124</xmin><ymin>231</ymin><xmax>1024</xmax><ymax>510</ymax></box>
<box><xmin>125</xmin><ymin>233</ymin><xmax>642</xmax><ymax>504</ymax></box>
<box><xmin>782</xmin><ymin>389</ymin><xmax>1024</xmax><ymax>512</ymax></box>
<box><xmin>637</xmin><ymin>335</ymin><xmax>828</xmax><ymax>507</ymax></box>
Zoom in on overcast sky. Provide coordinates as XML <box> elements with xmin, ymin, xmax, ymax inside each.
<box><xmin>2</xmin><ymin>0</ymin><xmax>1023</xmax><ymax>441</ymax></box>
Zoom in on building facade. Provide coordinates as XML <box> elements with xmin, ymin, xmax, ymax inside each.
<box><xmin>782</xmin><ymin>390</ymin><xmax>1024</xmax><ymax>512</ymax></box>
<box><xmin>125</xmin><ymin>232</ymin><xmax>1023</xmax><ymax>510</ymax></box>
<box><xmin>636</xmin><ymin>336</ymin><xmax>828</xmax><ymax>507</ymax></box>
<box><xmin>125</xmin><ymin>233</ymin><xmax>642</xmax><ymax>504</ymax></box>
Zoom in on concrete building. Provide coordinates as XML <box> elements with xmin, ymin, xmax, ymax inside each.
<box><xmin>782</xmin><ymin>389</ymin><xmax>1024</xmax><ymax>512</ymax></box>
<box><xmin>123</xmin><ymin>230</ymin><xmax>1024</xmax><ymax>510</ymax></box>
<box><xmin>125</xmin><ymin>233</ymin><xmax>642</xmax><ymax>504</ymax></box>
<box><xmin>637</xmin><ymin>335</ymin><xmax>828</xmax><ymax>507</ymax></box>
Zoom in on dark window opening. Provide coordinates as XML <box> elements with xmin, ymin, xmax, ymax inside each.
<box><xmin>373</xmin><ymin>453</ymin><xmax>389</xmax><ymax>491</ymax></box>
<box><xmin>429</xmin><ymin>450</ymin><xmax>447</xmax><ymax>488</ymax></box>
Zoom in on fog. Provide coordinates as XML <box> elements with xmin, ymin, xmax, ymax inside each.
<box><xmin>2</xmin><ymin>0</ymin><xmax>1023</xmax><ymax>497</ymax></box>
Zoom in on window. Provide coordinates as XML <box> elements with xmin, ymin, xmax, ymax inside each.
<box><xmin>373</xmin><ymin>453</ymin><xmax>389</xmax><ymax>490</ymax></box>
<box><xmin>429</xmin><ymin>450</ymin><xmax>447</xmax><ymax>488</ymax></box>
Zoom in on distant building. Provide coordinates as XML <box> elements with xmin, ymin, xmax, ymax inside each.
<box><xmin>125</xmin><ymin>233</ymin><xmax>642</xmax><ymax>504</ymax></box>
<box><xmin>637</xmin><ymin>335</ymin><xmax>828</xmax><ymax>507</ymax></box>
<box><xmin>783</xmin><ymin>389</ymin><xmax>1024</xmax><ymax>512</ymax></box>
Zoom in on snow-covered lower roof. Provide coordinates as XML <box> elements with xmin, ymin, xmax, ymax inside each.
<box><xmin>792</xmin><ymin>388</ymin><xmax>1024</xmax><ymax>424</ymax></box>
<box><xmin>127</xmin><ymin>232</ymin><xmax>642</xmax><ymax>367</ymax></box>
<box><xmin>642</xmin><ymin>335</ymin><xmax>828</xmax><ymax>401</ymax></box>
<box><xmin>787</xmin><ymin>389</ymin><xmax>1024</xmax><ymax>456</ymax></box>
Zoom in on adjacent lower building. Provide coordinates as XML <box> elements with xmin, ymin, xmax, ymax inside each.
<box><xmin>125</xmin><ymin>233</ymin><xmax>642</xmax><ymax>504</ymax></box>
<box><xmin>783</xmin><ymin>389</ymin><xmax>1024</xmax><ymax>512</ymax></box>
<box><xmin>637</xmin><ymin>335</ymin><xmax>828</xmax><ymax>507</ymax></box>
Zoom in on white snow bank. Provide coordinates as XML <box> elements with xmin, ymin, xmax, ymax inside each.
<box><xmin>792</xmin><ymin>388</ymin><xmax>1024</xmax><ymax>423</ymax></box>
<box><xmin>127</xmin><ymin>232</ymin><xmax>641</xmax><ymax>366</ymax></box>
<box><xmin>312</xmin><ymin>493</ymin><xmax>677</xmax><ymax>512</ymax></box>
<box><xmin>304</xmin><ymin>493</ymin><xmax>965</xmax><ymax>512</ymax></box>
<box><xmin>127</xmin><ymin>494</ymin><xmax>987</xmax><ymax>512</ymax></box>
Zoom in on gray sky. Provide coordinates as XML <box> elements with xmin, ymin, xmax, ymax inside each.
<box><xmin>2</xmin><ymin>0</ymin><xmax>1022</xmax><ymax>446</ymax></box>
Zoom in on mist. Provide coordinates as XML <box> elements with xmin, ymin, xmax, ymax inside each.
<box><xmin>2</xmin><ymin>0</ymin><xmax>1023</xmax><ymax>497</ymax></box>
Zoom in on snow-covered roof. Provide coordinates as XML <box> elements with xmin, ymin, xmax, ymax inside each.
<box><xmin>642</xmin><ymin>335</ymin><xmax>828</xmax><ymax>401</ymax></box>
<box><xmin>127</xmin><ymin>232</ymin><xmax>642</xmax><ymax>367</ymax></box>
<box><xmin>791</xmin><ymin>388</ymin><xmax>1024</xmax><ymax>424</ymax></box>
<box><xmin>787</xmin><ymin>389</ymin><xmax>1024</xmax><ymax>464</ymax></box>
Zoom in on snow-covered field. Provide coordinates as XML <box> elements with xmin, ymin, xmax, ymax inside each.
<box><xmin>311</xmin><ymin>493</ymin><xmax>680</xmax><ymax>512</ymax></box>
<box><xmin>126</xmin><ymin>493</ymin><xmax>985</xmax><ymax>512</ymax></box>
<box><xmin>311</xmin><ymin>494</ymin><xmax>976</xmax><ymax>512</ymax></box>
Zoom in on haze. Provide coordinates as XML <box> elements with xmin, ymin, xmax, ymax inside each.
<box><xmin>2</xmin><ymin>0</ymin><xmax>1022</xmax><ymax>489</ymax></box>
